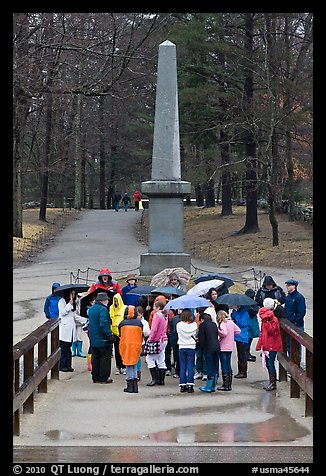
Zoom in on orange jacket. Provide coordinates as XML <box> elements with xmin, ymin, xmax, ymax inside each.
<box><xmin>119</xmin><ymin>310</ymin><xmax>143</xmax><ymax>366</ymax></box>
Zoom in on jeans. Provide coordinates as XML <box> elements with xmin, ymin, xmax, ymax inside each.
<box><xmin>136</xmin><ymin>354</ymin><xmax>142</xmax><ymax>372</ymax></box>
<box><xmin>266</xmin><ymin>351</ymin><xmax>278</xmax><ymax>375</ymax></box>
<box><xmin>195</xmin><ymin>349</ymin><xmax>207</xmax><ymax>374</ymax></box>
<box><xmin>219</xmin><ymin>351</ymin><xmax>232</xmax><ymax>374</ymax></box>
<box><xmin>203</xmin><ymin>351</ymin><xmax>219</xmax><ymax>380</ymax></box>
<box><xmin>125</xmin><ymin>364</ymin><xmax>137</xmax><ymax>380</ymax></box>
<box><xmin>114</xmin><ymin>201</ymin><xmax>119</xmax><ymax>212</ymax></box>
<box><xmin>123</xmin><ymin>203</ymin><xmax>129</xmax><ymax>211</ymax></box>
<box><xmin>179</xmin><ymin>347</ymin><xmax>196</xmax><ymax>385</ymax></box>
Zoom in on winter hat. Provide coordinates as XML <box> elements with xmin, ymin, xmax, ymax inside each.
<box><xmin>263</xmin><ymin>297</ymin><xmax>276</xmax><ymax>310</ymax></box>
<box><xmin>262</xmin><ymin>275</ymin><xmax>276</xmax><ymax>286</ymax></box>
<box><xmin>124</xmin><ymin>305</ymin><xmax>137</xmax><ymax>319</ymax></box>
<box><xmin>96</xmin><ymin>292</ymin><xmax>109</xmax><ymax>302</ymax></box>
<box><xmin>98</xmin><ymin>268</ymin><xmax>112</xmax><ymax>279</ymax></box>
<box><xmin>285</xmin><ymin>279</ymin><xmax>299</xmax><ymax>286</ymax></box>
<box><xmin>154</xmin><ymin>295</ymin><xmax>167</xmax><ymax>306</ymax></box>
<box><xmin>126</xmin><ymin>273</ymin><xmax>137</xmax><ymax>283</ymax></box>
<box><xmin>245</xmin><ymin>288</ymin><xmax>255</xmax><ymax>299</ymax></box>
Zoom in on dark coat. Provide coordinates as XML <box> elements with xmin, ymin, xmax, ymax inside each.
<box><xmin>255</xmin><ymin>283</ymin><xmax>286</xmax><ymax>306</ymax></box>
<box><xmin>273</xmin><ymin>304</ymin><xmax>287</xmax><ymax>320</ymax></box>
<box><xmin>87</xmin><ymin>302</ymin><xmax>113</xmax><ymax>348</ymax></box>
<box><xmin>198</xmin><ymin>319</ymin><xmax>220</xmax><ymax>354</ymax></box>
<box><xmin>284</xmin><ymin>290</ymin><xmax>306</xmax><ymax>327</ymax></box>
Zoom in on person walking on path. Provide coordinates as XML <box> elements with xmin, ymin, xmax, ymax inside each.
<box><xmin>215</xmin><ymin>310</ymin><xmax>241</xmax><ymax>391</ymax></box>
<box><xmin>176</xmin><ymin>308</ymin><xmax>198</xmax><ymax>393</ymax></box>
<box><xmin>121</xmin><ymin>273</ymin><xmax>139</xmax><ymax>306</ymax></box>
<box><xmin>44</xmin><ymin>282</ymin><xmax>61</xmax><ymax>319</ymax></box>
<box><xmin>256</xmin><ymin>304</ymin><xmax>283</xmax><ymax>391</ymax></box>
<box><xmin>231</xmin><ymin>305</ymin><xmax>250</xmax><ymax>379</ymax></box>
<box><xmin>112</xmin><ymin>191</ymin><xmax>122</xmax><ymax>212</ymax></box>
<box><xmin>255</xmin><ymin>275</ymin><xmax>286</xmax><ymax>307</ymax></box>
<box><xmin>244</xmin><ymin>289</ymin><xmax>260</xmax><ymax>362</ymax></box>
<box><xmin>58</xmin><ymin>288</ymin><xmax>88</xmax><ymax>372</ymax></box>
<box><xmin>121</xmin><ymin>192</ymin><xmax>131</xmax><ymax>212</ymax></box>
<box><xmin>145</xmin><ymin>300</ymin><xmax>168</xmax><ymax>387</ymax></box>
<box><xmin>197</xmin><ymin>312</ymin><xmax>220</xmax><ymax>393</ymax></box>
<box><xmin>109</xmin><ymin>293</ymin><xmax>127</xmax><ymax>375</ymax></box>
<box><xmin>133</xmin><ymin>190</ymin><xmax>142</xmax><ymax>211</ymax></box>
<box><xmin>87</xmin><ymin>292</ymin><xmax>114</xmax><ymax>384</ymax></box>
<box><xmin>118</xmin><ymin>305</ymin><xmax>143</xmax><ymax>393</ymax></box>
<box><xmin>88</xmin><ymin>268</ymin><xmax>122</xmax><ymax>296</ymax></box>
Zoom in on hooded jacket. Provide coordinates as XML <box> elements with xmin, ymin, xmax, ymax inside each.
<box><xmin>44</xmin><ymin>283</ymin><xmax>61</xmax><ymax>319</ymax></box>
<box><xmin>231</xmin><ymin>306</ymin><xmax>249</xmax><ymax>343</ymax></box>
<box><xmin>119</xmin><ymin>306</ymin><xmax>143</xmax><ymax>366</ymax></box>
<box><xmin>109</xmin><ymin>293</ymin><xmax>127</xmax><ymax>336</ymax></box>
<box><xmin>88</xmin><ymin>268</ymin><xmax>122</xmax><ymax>296</ymax></box>
<box><xmin>217</xmin><ymin>317</ymin><xmax>241</xmax><ymax>352</ymax></box>
<box><xmin>256</xmin><ymin>307</ymin><xmax>283</xmax><ymax>352</ymax></box>
<box><xmin>255</xmin><ymin>276</ymin><xmax>286</xmax><ymax>306</ymax></box>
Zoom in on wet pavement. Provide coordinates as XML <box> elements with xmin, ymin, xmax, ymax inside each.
<box><xmin>12</xmin><ymin>209</ymin><xmax>313</xmax><ymax>463</ymax></box>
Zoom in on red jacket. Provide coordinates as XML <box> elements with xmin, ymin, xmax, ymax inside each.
<box><xmin>256</xmin><ymin>307</ymin><xmax>283</xmax><ymax>352</ymax></box>
<box><xmin>88</xmin><ymin>268</ymin><xmax>122</xmax><ymax>296</ymax></box>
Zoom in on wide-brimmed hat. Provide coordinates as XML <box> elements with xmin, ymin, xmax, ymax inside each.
<box><xmin>96</xmin><ymin>292</ymin><xmax>109</xmax><ymax>302</ymax></box>
<box><xmin>126</xmin><ymin>273</ymin><xmax>137</xmax><ymax>283</ymax></box>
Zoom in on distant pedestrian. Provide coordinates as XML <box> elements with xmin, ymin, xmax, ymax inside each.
<box><xmin>87</xmin><ymin>292</ymin><xmax>114</xmax><ymax>384</ymax></box>
<box><xmin>256</xmin><ymin>305</ymin><xmax>283</xmax><ymax>391</ymax></box>
<box><xmin>244</xmin><ymin>289</ymin><xmax>260</xmax><ymax>362</ymax></box>
<box><xmin>112</xmin><ymin>190</ymin><xmax>122</xmax><ymax>212</ymax></box>
<box><xmin>121</xmin><ymin>273</ymin><xmax>139</xmax><ymax>306</ymax></box>
<box><xmin>176</xmin><ymin>308</ymin><xmax>198</xmax><ymax>393</ymax></box>
<box><xmin>216</xmin><ymin>310</ymin><xmax>241</xmax><ymax>391</ymax></box>
<box><xmin>231</xmin><ymin>305</ymin><xmax>250</xmax><ymax>379</ymax></box>
<box><xmin>121</xmin><ymin>192</ymin><xmax>131</xmax><ymax>212</ymax></box>
<box><xmin>44</xmin><ymin>282</ymin><xmax>61</xmax><ymax>319</ymax></box>
<box><xmin>133</xmin><ymin>190</ymin><xmax>142</xmax><ymax>211</ymax></box>
<box><xmin>119</xmin><ymin>305</ymin><xmax>143</xmax><ymax>393</ymax></box>
<box><xmin>255</xmin><ymin>275</ymin><xmax>286</xmax><ymax>307</ymax></box>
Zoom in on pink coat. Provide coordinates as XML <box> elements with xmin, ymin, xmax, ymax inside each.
<box><xmin>218</xmin><ymin>318</ymin><xmax>241</xmax><ymax>352</ymax></box>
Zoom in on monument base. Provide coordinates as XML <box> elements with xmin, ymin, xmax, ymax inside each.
<box><xmin>140</xmin><ymin>253</ymin><xmax>191</xmax><ymax>276</ymax></box>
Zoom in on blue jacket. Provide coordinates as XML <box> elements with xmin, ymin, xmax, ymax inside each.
<box><xmin>284</xmin><ymin>290</ymin><xmax>306</xmax><ymax>327</ymax></box>
<box><xmin>44</xmin><ymin>294</ymin><xmax>61</xmax><ymax>319</ymax></box>
<box><xmin>231</xmin><ymin>306</ymin><xmax>249</xmax><ymax>343</ymax></box>
<box><xmin>121</xmin><ymin>284</ymin><xmax>140</xmax><ymax>306</ymax></box>
<box><xmin>87</xmin><ymin>302</ymin><xmax>113</xmax><ymax>347</ymax></box>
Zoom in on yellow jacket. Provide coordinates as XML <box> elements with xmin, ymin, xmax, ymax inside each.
<box><xmin>109</xmin><ymin>293</ymin><xmax>126</xmax><ymax>336</ymax></box>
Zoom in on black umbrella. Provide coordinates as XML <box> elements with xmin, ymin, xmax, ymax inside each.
<box><xmin>53</xmin><ymin>283</ymin><xmax>90</xmax><ymax>296</ymax></box>
<box><xmin>193</xmin><ymin>273</ymin><xmax>234</xmax><ymax>288</ymax></box>
<box><xmin>79</xmin><ymin>288</ymin><xmax>116</xmax><ymax>316</ymax></box>
<box><xmin>126</xmin><ymin>285</ymin><xmax>156</xmax><ymax>296</ymax></box>
<box><xmin>215</xmin><ymin>293</ymin><xmax>256</xmax><ymax>307</ymax></box>
<box><xmin>152</xmin><ymin>286</ymin><xmax>186</xmax><ymax>297</ymax></box>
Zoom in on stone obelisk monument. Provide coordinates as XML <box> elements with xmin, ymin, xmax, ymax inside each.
<box><xmin>140</xmin><ymin>40</ymin><xmax>191</xmax><ymax>275</ymax></box>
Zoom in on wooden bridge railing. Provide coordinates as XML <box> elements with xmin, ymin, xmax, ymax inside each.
<box><xmin>278</xmin><ymin>319</ymin><xmax>313</xmax><ymax>417</ymax></box>
<box><xmin>13</xmin><ymin>318</ymin><xmax>61</xmax><ymax>436</ymax></box>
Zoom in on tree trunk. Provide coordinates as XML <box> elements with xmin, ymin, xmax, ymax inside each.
<box><xmin>99</xmin><ymin>96</ymin><xmax>106</xmax><ymax>209</ymax></box>
<box><xmin>39</xmin><ymin>89</ymin><xmax>53</xmax><ymax>221</ymax></box>
<box><xmin>205</xmin><ymin>178</ymin><xmax>215</xmax><ymax>207</ymax></box>
<box><xmin>220</xmin><ymin>129</ymin><xmax>232</xmax><ymax>216</ymax></box>
<box><xmin>195</xmin><ymin>183</ymin><xmax>204</xmax><ymax>207</ymax></box>
<box><xmin>74</xmin><ymin>94</ymin><xmax>82</xmax><ymax>210</ymax></box>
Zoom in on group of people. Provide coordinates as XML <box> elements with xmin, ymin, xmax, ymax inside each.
<box><xmin>44</xmin><ymin>270</ymin><xmax>307</xmax><ymax>394</ymax></box>
<box><xmin>112</xmin><ymin>190</ymin><xmax>142</xmax><ymax>212</ymax></box>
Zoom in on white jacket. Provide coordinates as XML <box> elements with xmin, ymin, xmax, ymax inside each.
<box><xmin>141</xmin><ymin>317</ymin><xmax>150</xmax><ymax>344</ymax></box>
<box><xmin>176</xmin><ymin>321</ymin><xmax>197</xmax><ymax>349</ymax></box>
<box><xmin>58</xmin><ymin>298</ymin><xmax>88</xmax><ymax>342</ymax></box>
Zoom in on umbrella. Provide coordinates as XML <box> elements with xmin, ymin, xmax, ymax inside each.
<box><xmin>152</xmin><ymin>286</ymin><xmax>186</xmax><ymax>297</ymax></box>
<box><xmin>164</xmin><ymin>295</ymin><xmax>211</xmax><ymax>310</ymax></box>
<box><xmin>126</xmin><ymin>285</ymin><xmax>156</xmax><ymax>296</ymax></box>
<box><xmin>150</xmin><ymin>267</ymin><xmax>191</xmax><ymax>288</ymax></box>
<box><xmin>187</xmin><ymin>279</ymin><xmax>224</xmax><ymax>296</ymax></box>
<box><xmin>79</xmin><ymin>288</ymin><xmax>116</xmax><ymax>316</ymax></box>
<box><xmin>215</xmin><ymin>293</ymin><xmax>256</xmax><ymax>307</ymax></box>
<box><xmin>193</xmin><ymin>273</ymin><xmax>234</xmax><ymax>288</ymax></box>
<box><xmin>53</xmin><ymin>283</ymin><xmax>90</xmax><ymax>296</ymax></box>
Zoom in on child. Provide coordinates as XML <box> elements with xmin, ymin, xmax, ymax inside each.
<box><xmin>256</xmin><ymin>304</ymin><xmax>283</xmax><ymax>391</ymax></box>
<box><xmin>136</xmin><ymin>306</ymin><xmax>150</xmax><ymax>380</ymax></box>
<box><xmin>176</xmin><ymin>308</ymin><xmax>198</xmax><ymax>393</ymax></box>
<box><xmin>145</xmin><ymin>300</ymin><xmax>168</xmax><ymax>386</ymax></box>
<box><xmin>44</xmin><ymin>282</ymin><xmax>61</xmax><ymax>319</ymax></box>
<box><xmin>216</xmin><ymin>310</ymin><xmax>241</xmax><ymax>391</ymax></box>
<box><xmin>197</xmin><ymin>312</ymin><xmax>220</xmax><ymax>393</ymax></box>
<box><xmin>231</xmin><ymin>305</ymin><xmax>250</xmax><ymax>379</ymax></box>
<box><xmin>118</xmin><ymin>305</ymin><xmax>143</xmax><ymax>393</ymax></box>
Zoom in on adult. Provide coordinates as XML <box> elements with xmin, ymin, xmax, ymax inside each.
<box><xmin>112</xmin><ymin>190</ymin><xmax>122</xmax><ymax>212</ymax></box>
<box><xmin>133</xmin><ymin>190</ymin><xmax>142</xmax><ymax>211</ymax></box>
<box><xmin>58</xmin><ymin>288</ymin><xmax>88</xmax><ymax>372</ymax></box>
<box><xmin>87</xmin><ymin>292</ymin><xmax>114</xmax><ymax>384</ymax></box>
<box><xmin>284</xmin><ymin>279</ymin><xmax>306</xmax><ymax>361</ymax></box>
<box><xmin>88</xmin><ymin>268</ymin><xmax>122</xmax><ymax>296</ymax></box>
<box><xmin>145</xmin><ymin>300</ymin><xmax>168</xmax><ymax>386</ymax></box>
<box><xmin>121</xmin><ymin>192</ymin><xmax>131</xmax><ymax>212</ymax></box>
<box><xmin>121</xmin><ymin>273</ymin><xmax>139</xmax><ymax>306</ymax></box>
<box><xmin>255</xmin><ymin>275</ymin><xmax>286</xmax><ymax>307</ymax></box>
<box><xmin>44</xmin><ymin>282</ymin><xmax>61</xmax><ymax>319</ymax></box>
<box><xmin>231</xmin><ymin>305</ymin><xmax>250</xmax><ymax>379</ymax></box>
<box><xmin>118</xmin><ymin>305</ymin><xmax>143</xmax><ymax>393</ymax></box>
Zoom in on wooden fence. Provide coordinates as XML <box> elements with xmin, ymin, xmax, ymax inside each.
<box><xmin>13</xmin><ymin>318</ymin><xmax>61</xmax><ymax>436</ymax></box>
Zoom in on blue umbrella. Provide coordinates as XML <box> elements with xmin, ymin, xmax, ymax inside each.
<box><xmin>193</xmin><ymin>273</ymin><xmax>234</xmax><ymax>288</ymax></box>
<box><xmin>164</xmin><ymin>295</ymin><xmax>210</xmax><ymax>310</ymax></box>
<box><xmin>152</xmin><ymin>286</ymin><xmax>186</xmax><ymax>297</ymax></box>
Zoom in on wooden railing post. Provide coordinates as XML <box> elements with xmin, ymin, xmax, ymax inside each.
<box><xmin>23</xmin><ymin>348</ymin><xmax>34</xmax><ymax>413</ymax></box>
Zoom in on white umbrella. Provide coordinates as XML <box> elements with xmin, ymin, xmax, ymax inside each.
<box><xmin>187</xmin><ymin>279</ymin><xmax>224</xmax><ymax>296</ymax></box>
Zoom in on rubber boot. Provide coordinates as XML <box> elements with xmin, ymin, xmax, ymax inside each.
<box><xmin>228</xmin><ymin>372</ymin><xmax>233</xmax><ymax>390</ymax></box>
<box><xmin>87</xmin><ymin>354</ymin><xmax>92</xmax><ymax>371</ymax></box>
<box><xmin>157</xmin><ymin>368</ymin><xmax>166</xmax><ymax>385</ymax></box>
<box><xmin>76</xmin><ymin>341</ymin><xmax>86</xmax><ymax>358</ymax></box>
<box><xmin>133</xmin><ymin>378</ymin><xmax>139</xmax><ymax>393</ymax></box>
<box><xmin>71</xmin><ymin>341</ymin><xmax>77</xmax><ymax>357</ymax></box>
<box><xmin>265</xmin><ymin>373</ymin><xmax>277</xmax><ymax>391</ymax></box>
<box><xmin>146</xmin><ymin>367</ymin><xmax>158</xmax><ymax>386</ymax></box>
<box><xmin>199</xmin><ymin>377</ymin><xmax>214</xmax><ymax>393</ymax></box>
<box><xmin>137</xmin><ymin>370</ymin><xmax>141</xmax><ymax>381</ymax></box>
<box><xmin>216</xmin><ymin>373</ymin><xmax>229</xmax><ymax>391</ymax></box>
<box><xmin>124</xmin><ymin>379</ymin><xmax>134</xmax><ymax>393</ymax></box>
<box><xmin>234</xmin><ymin>361</ymin><xmax>247</xmax><ymax>378</ymax></box>
<box><xmin>211</xmin><ymin>373</ymin><xmax>218</xmax><ymax>392</ymax></box>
